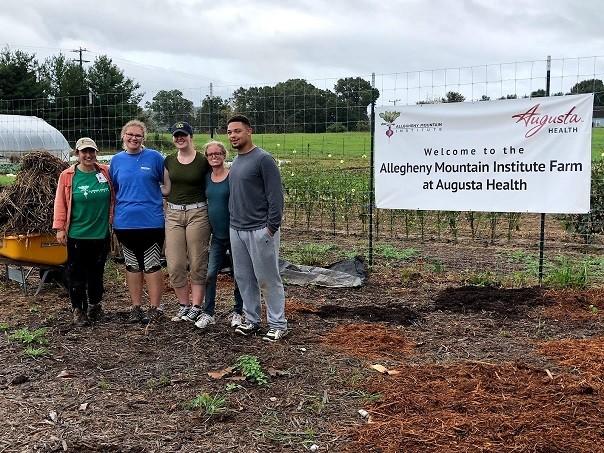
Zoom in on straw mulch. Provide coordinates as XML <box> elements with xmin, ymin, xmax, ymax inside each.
<box><xmin>344</xmin><ymin>361</ymin><xmax>602</xmax><ymax>452</ymax></box>
<box><xmin>0</xmin><ymin>151</ymin><xmax>68</xmax><ymax>235</ymax></box>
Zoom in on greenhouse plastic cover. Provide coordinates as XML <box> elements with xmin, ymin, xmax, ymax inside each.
<box><xmin>0</xmin><ymin>115</ymin><xmax>70</xmax><ymax>161</ymax></box>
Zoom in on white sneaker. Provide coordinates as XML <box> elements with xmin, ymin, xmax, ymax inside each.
<box><xmin>230</xmin><ymin>312</ymin><xmax>243</xmax><ymax>328</ymax></box>
<box><xmin>262</xmin><ymin>328</ymin><xmax>289</xmax><ymax>342</ymax></box>
<box><xmin>194</xmin><ymin>313</ymin><xmax>216</xmax><ymax>329</ymax></box>
<box><xmin>171</xmin><ymin>305</ymin><xmax>190</xmax><ymax>322</ymax></box>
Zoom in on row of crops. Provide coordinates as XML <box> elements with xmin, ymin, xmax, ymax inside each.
<box><xmin>280</xmin><ymin>160</ymin><xmax>604</xmax><ymax>244</ymax></box>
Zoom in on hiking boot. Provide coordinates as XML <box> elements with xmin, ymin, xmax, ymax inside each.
<box><xmin>230</xmin><ymin>312</ymin><xmax>243</xmax><ymax>328</ymax></box>
<box><xmin>147</xmin><ymin>307</ymin><xmax>164</xmax><ymax>323</ymax></box>
<box><xmin>128</xmin><ymin>306</ymin><xmax>148</xmax><ymax>324</ymax></box>
<box><xmin>73</xmin><ymin>307</ymin><xmax>89</xmax><ymax>326</ymax></box>
<box><xmin>194</xmin><ymin>313</ymin><xmax>216</xmax><ymax>330</ymax></box>
<box><xmin>182</xmin><ymin>305</ymin><xmax>202</xmax><ymax>322</ymax></box>
<box><xmin>87</xmin><ymin>303</ymin><xmax>104</xmax><ymax>323</ymax></box>
<box><xmin>234</xmin><ymin>321</ymin><xmax>260</xmax><ymax>336</ymax></box>
<box><xmin>262</xmin><ymin>328</ymin><xmax>289</xmax><ymax>342</ymax></box>
<box><xmin>171</xmin><ymin>305</ymin><xmax>190</xmax><ymax>322</ymax></box>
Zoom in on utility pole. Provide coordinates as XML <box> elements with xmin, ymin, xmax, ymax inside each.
<box><xmin>71</xmin><ymin>47</ymin><xmax>91</xmax><ymax>138</ymax></box>
<box><xmin>388</xmin><ymin>99</ymin><xmax>401</xmax><ymax>106</ymax></box>
<box><xmin>70</xmin><ymin>47</ymin><xmax>90</xmax><ymax>71</ymax></box>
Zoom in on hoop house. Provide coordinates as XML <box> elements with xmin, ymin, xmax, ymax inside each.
<box><xmin>0</xmin><ymin>115</ymin><xmax>70</xmax><ymax>162</ymax></box>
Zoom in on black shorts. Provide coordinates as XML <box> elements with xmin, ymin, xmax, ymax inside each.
<box><xmin>114</xmin><ymin>228</ymin><xmax>165</xmax><ymax>273</ymax></box>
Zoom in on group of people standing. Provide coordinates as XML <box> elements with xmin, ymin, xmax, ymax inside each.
<box><xmin>52</xmin><ymin>115</ymin><xmax>288</xmax><ymax>342</ymax></box>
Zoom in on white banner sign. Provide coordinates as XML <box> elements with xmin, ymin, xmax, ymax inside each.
<box><xmin>374</xmin><ymin>94</ymin><xmax>593</xmax><ymax>213</ymax></box>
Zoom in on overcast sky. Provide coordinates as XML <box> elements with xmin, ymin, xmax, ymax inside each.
<box><xmin>1</xmin><ymin>0</ymin><xmax>602</xmax><ymax>104</ymax></box>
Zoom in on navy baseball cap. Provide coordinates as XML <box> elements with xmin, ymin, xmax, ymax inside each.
<box><xmin>170</xmin><ymin>121</ymin><xmax>193</xmax><ymax>136</ymax></box>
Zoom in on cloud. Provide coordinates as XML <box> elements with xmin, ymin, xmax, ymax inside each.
<box><xmin>0</xmin><ymin>0</ymin><xmax>601</xmax><ymax>103</ymax></box>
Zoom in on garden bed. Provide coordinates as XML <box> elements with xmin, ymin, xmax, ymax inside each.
<box><xmin>0</xmin><ymin>232</ymin><xmax>603</xmax><ymax>452</ymax></box>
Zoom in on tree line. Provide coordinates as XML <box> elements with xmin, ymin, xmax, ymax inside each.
<box><xmin>0</xmin><ymin>47</ymin><xmax>602</xmax><ymax>148</ymax></box>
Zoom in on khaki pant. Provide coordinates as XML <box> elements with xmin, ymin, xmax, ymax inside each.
<box><xmin>164</xmin><ymin>207</ymin><xmax>210</xmax><ymax>288</ymax></box>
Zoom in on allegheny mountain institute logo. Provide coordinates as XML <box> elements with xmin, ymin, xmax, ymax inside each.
<box><xmin>379</xmin><ymin>111</ymin><xmax>401</xmax><ymax>140</ymax></box>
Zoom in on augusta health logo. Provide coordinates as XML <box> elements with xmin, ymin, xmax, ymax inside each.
<box><xmin>511</xmin><ymin>103</ymin><xmax>583</xmax><ymax>138</ymax></box>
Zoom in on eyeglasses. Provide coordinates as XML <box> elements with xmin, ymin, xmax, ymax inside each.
<box><xmin>124</xmin><ymin>133</ymin><xmax>143</xmax><ymax>139</ymax></box>
<box><xmin>206</xmin><ymin>153</ymin><xmax>225</xmax><ymax>158</ymax></box>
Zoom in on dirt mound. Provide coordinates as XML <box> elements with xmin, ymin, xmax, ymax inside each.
<box><xmin>434</xmin><ymin>286</ymin><xmax>547</xmax><ymax>318</ymax></box>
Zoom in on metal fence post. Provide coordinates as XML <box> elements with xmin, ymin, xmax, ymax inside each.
<box><xmin>369</xmin><ymin>72</ymin><xmax>375</xmax><ymax>266</ymax></box>
<box><xmin>538</xmin><ymin>56</ymin><xmax>551</xmax><ymax>285</ymax></box>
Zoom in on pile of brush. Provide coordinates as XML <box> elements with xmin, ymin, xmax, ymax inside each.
<box><xmin>0</xmin><ymin>151</ymin><xmax>69</xmax><ymax>235</ymax></box>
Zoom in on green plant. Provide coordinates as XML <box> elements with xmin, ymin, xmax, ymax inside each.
<box><xmin>504</xmin><ymin>271</ymin><xmax>533</xmax><ymax>288</ymax></box>
<box><xmin>234</xmin><ymin>355</ymin><xmax>268</xmax><ymax>385</ymax></box>
<box><xmin>349</xmin><ymin>390</ymin><xmax>383</xmax><ymax>403</ymax></box>
<box><xmin>146</xmin><ymin>373</ymin><xmax>171</xmax><ymax>389</ymax></box>
<box><xmin>429</xmin><ymin>258</ymin><xmax>445</xmax><ymax>274</ymax></box>
<box><xmin>225</xmin><ymin>383</ymin><xmax>244</xmax><ymax>392</ymax></box>
<box><xmin>23</xmin><ymin>347</ymin><xmax>49</xmax><ymax>358</ymax></box>
<box><xmin>9</xmin><ymin>327</ymin><xmax>48</xmax><ymax>345</ymax></box>
<box><xmin>400</xmin><ymin>267</ymin><xmax>421</xmax><ymax>286</ymax></box>
<box><xmin>588</xmin><ymin>304</ymin><xmax>598</xmax><ymax>314</ymax></box>
<box><xmin>288</xmin><ymin>243</ymin><xmax>333</xmax><ymax>266</ymax></box>
<box><xmin>562</xmin><ymin>161</ymin><xmax>604</xmax><ymax>242</ymax></box>
<box><xmin>326</xmin><ymin>122</ymin><xmax>348</xmax><ymax>133</ymax></box>
<box><xmin>465</xmin><ymin>271</ymin><xmax>501</xmax><ymax>287</ymax></box>
<box><xmin>375</xmin><ymin>244</ymin><xmax>418</xmax><ymax>261</ymax></box>
<box><xmin>0</xmin><ymin>322</ymin><xmax>9</xmax><ymax>332</ymax></box>
<box><xmin>186</xmin><ymin>392</ymin><xmax>227</xmax><ymax>416</ymax></box>
<box><xmin>544</xmin><ymin>257</ymin><xmax>588</xmax><ymax>289</ymax></box>
<box><xmin>505</xmin><ymin>250</ymin><xmax>540</xmax><ymax>277</ymax></box>
<box><xmin>98</xmin><ymin>379</ymin><xmax>110</xmax><ymax>391</ymax></box>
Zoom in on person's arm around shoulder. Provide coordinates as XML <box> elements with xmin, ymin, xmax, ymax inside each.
<box><xmin>161</xmin><ymin>168</ymin><xmax>171</xmax><ymax>197</ymax></box>
<box><xmin>260</xmin><ymin>154</ymin><xmax>284</xmax><ymax>236</ymax></box>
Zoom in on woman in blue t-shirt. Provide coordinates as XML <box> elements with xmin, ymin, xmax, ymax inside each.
<box><xmin>109</xmin><ymin>120</ymin><xmax>168</xmax><ymax>325</ymax></box>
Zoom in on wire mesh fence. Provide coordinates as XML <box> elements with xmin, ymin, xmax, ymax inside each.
<box><xmin>0</xmin><ymin>55</ymin><xmax>603</xmax><ymax>286</ymax></box>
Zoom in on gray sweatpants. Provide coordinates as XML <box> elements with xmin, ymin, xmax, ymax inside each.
<box><xmin>229</xmin><ymin>227</ymin><xmax>287</xmax><ymax>330</ymax></box>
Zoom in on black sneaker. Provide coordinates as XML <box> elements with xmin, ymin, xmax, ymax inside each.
<box><xmin>87</xmin><ymin>303</ymin><xmax>104</xmax><ymax>323</ymax></box>
<box><xmin>73</xmin><ymin>307</ymin><xmax>89</xmax><ymax>327</ymax></box>
<box><xmin>147</xmin><ymin>307</ymin><xmax>164</xmax><ymax>323</ymax></box>
<box><xmin>128</xmin><ymin>306</ymin><xmax>148</xmax><ymax>324</ymax></box>
<box><xmin>234</xmin><ymin>322</ymin><xmax>260</xmax><ymax>336</ymax></box>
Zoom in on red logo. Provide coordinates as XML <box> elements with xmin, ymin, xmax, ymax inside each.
<box><xmin>512</xmin><ymin>104</ymin><xmax>582</xmax><ymax>137</ymax></box>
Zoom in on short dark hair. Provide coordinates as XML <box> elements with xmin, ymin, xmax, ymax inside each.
<box><xmin>227</xmin><ymin>114</ymin><xmax>252</xmax><ymax>128</ymax></box>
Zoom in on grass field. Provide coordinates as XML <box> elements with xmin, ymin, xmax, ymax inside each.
<box><xmin>147</xmin><ymin>128</ymin><xmax>604</xmax><ymax>162</ymax></box>
<box><xmin>592</xmin><ymin>127</ymin><xmax>604</xmax><ymax>160</ymax></box>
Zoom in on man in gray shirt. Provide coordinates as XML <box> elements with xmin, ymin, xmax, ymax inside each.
<box><xmin>227</xmin><ymin>114</ymin><xmax>288</xmax><ymax>341</ymax></box>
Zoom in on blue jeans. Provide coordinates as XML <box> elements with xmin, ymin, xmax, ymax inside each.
<box><xmin>203</xmin><ymin>235</ymin><xmax>243</xmax><ymax>316</ymax></box>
